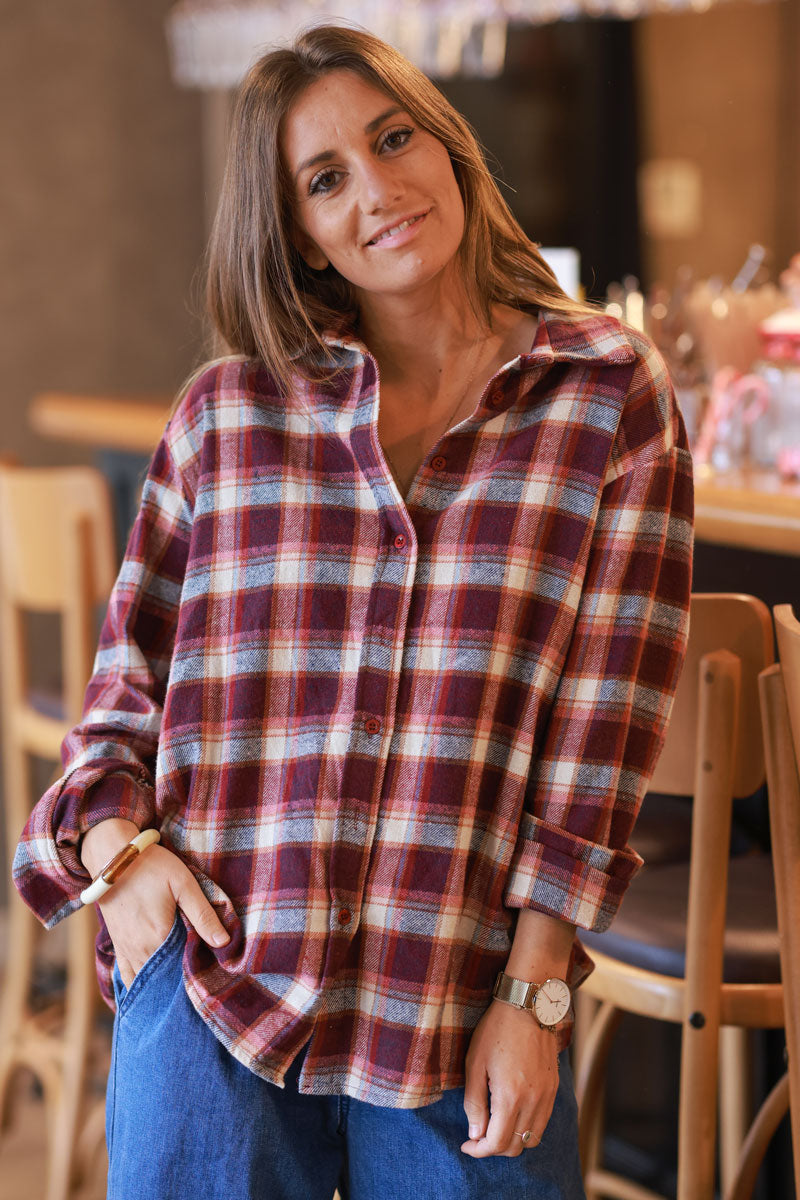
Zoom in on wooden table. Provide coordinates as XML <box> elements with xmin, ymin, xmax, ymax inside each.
<box><xmin>30</xmin><ymin>392</ymin><xmax>172</xmax><ymax>454</ymax></box>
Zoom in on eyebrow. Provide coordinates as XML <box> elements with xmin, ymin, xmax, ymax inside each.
<box><xmin>293</xmin><ymin>105</ymin><xmax>406</xmax><ymax>182</ymax></box>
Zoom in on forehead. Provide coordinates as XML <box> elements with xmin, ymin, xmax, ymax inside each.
<box><xmin>282</xmin><ymin>69</ymin><xmax>402</xmax><ymax>164</ymax></box>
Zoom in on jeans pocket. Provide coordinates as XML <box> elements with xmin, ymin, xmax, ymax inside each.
<box><xmin>114</xmin><ymin>911</ymin><xmax>183</xmax><ymax>1017</ymax></box>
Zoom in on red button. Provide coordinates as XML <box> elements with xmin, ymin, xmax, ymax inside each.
<box><xmin>365</xmin><ymin>717</ymin><xmax>381</xmax><ymax>734</ymax></box>
<box><xmin>393</xmin><ymin>533</ymin><xmax>406</xmax><ymax>550</ymax></box>
<box><xmin>431</xmin><ymin>455</ymin><xmax>447</xmax><ymax>471</ymax></box>
<box><xmin>488</xmin><ymin>393</ymin><xmax>502</xmax><ymax>409</ymax></box>
<box><xmin>337</xmin><ymin>907</ymin><xmax>352</xmax><ymax>925</ymax></box>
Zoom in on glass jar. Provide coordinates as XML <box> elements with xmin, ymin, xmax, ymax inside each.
<box><xmin>750</xmin><ymin>317</ymin><xmax>800</xmax><ymax>468</ymax></box>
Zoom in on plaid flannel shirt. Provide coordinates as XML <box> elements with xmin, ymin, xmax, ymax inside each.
<box><xmin>13</xmin><ymin>309</ymin><xmax>693</xmax><ymax>1107</ymax></box>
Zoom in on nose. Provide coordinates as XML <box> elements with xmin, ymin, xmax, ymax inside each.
<box><xmin>356</xmin><ymin>157</ymin><xmax>404</xmax><ymax>213</ymax></box>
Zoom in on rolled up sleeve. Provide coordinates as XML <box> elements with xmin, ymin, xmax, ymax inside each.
<box><xmin>504</xmin><ymin>343</ymin><xmax>694</xmax><ymax>931</ymax></box>
<box><xmin>12</xmin><ymin>389</ymin><xmax>205</xmax><ymax>928</ymax></box>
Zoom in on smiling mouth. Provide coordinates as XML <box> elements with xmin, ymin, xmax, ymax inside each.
<box><xmin>367</xmin><ymin>213</ymin><xmax>426</xmax><ymax>246</ymax></box>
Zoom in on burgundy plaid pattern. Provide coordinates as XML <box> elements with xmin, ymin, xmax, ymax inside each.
<box><xmin>13</xmin><ymin>310</ymin><xmax>693</xmax><ymax>1106</ymax></box>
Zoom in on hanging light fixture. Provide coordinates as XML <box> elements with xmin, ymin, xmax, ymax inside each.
<box><xmin>166</xmin><ymin>0</ymin><xmax>772</xmax><ymax>86</ymax></box>
<box><xmin>167</xmin><ymin>2</ymin><xmax>505</xmax><ymax>85</ymax></box>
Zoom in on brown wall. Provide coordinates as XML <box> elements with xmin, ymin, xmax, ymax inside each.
<box><xmin>0</xmin><ymin>3</ymin><xmax>205</xmax><ymax>902</ymax></box>
<box><xmin>635</xmin><ymin>0</ymin><xmax>799</xmax><ymax>288</ymax></box>
<box><xmin>0</xmin><ymin>0</ymin><xmax>205</xmax><ymax>468</ymax></box>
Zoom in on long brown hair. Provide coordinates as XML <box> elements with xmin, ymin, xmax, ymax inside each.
<box><xmin>207</xmin><ymin>23</ymin><xmax>590</xmax><ymax>394</ymax></box>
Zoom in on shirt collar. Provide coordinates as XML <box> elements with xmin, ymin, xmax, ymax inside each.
<box><xmin>321</xmin><ymin>308</ymin><xmax>637</xmax><ymax>368</ymax></box>
<box><xmin>521</xmin><ymin>308</ymin><xmax>637</xmax><ymax>367</ymax></box>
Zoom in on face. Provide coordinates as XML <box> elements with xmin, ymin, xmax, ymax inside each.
<box><xmin>282</xmin><ymin>70</ymin><xmax>466</xmax><ymax>305</ymax></box>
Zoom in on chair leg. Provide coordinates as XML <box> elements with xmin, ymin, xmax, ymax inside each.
<box><xmin>677</xmin><ymin>648</ymin><xmax>739</xmax><ymax>1200</ymax></box>
<box><xmin>573</xmin><ymin>992</ymin><xmax>604</xmax><ymax>1200</ymax></box>
<box><xmin>725</xmin><ymin>1072</ymin><xmax>790</xmax><ymax>1200</ymax></box>
<box><xmin>718</xmin><ymin>1026</ymin><xmax>750</xmax><ymax>1198</ymax></box>
<box><xmin>45</xmin><ymin>906</ymin><xmax>98</xmax><ymax>1200</ymax></box>
<box><xmin>1</xmin><ymin>891</ymin><xmax>102</xmax><ymax>1200</ymax></box>
<box><xmin>75</xmin><ymin>1095</ymin><xmax>109</xmax><ymax>1194</ymax></box>
<box><xmin>677</xmin><ymin>1008</ymin><xmax>723</xmax><ymax>1200</ymax></box>
<box><xmin>575</xmin><ymin>999</ymin><xmax>623</xmax><ymax>1198</ymax></box>
<box><xmin>0</xmin><ymin>891</ymin><xmax>39</xmax><ymax>1132</ymax></box>
<box><xmin>583</xmin><ymin>1082</ymin><xmax>606</xmax><ymax>1200</ymax></box>
<box><xmin>572</xmin><ymin>990</ymin><xmax>600</xmax><ymax>1080</ymax></box>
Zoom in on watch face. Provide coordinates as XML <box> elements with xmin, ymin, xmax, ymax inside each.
<box><xmin>533</xmin><ymin>978</ymin><xmax>571</xmax><ymax>1027</ymax></box>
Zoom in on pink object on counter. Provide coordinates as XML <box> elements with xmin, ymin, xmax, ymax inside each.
<box><xmin>777</xmin><ymin>446</ymin><xmax>800</xmax><ymax>480</ymax></box>
<box><xmin>694</xmin><ymin>367</ymin><xmax>770</xmax><ymax>468</ymax></box>
<box><xmin>759</xmin><ymin>307</ymin><xmax>800</xmax><ymax>364</ymax></box>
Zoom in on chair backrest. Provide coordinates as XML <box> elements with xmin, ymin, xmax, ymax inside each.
<box><xmin>0</xmin><ymin>465</ymin><xmax>115</xmax><ymax>612</ymax></box>
<box><xmin>760</xmin><ymin>607</ymin><xmax>800</xmax><ymax>1193</ymax></box>
<box><xmin>0</xmin><ymin>464</ymin><xmax>116</xmax><ymax>726</ymax></box>
<box><xmin>651</xmin><ymin>593</ymin><xmax>774</xmax><ymax>799</ymax></box>
<box><xmin>774</xmin><ymin>605</ymin><xmax>800</xmax><ymax>759</ymax></box>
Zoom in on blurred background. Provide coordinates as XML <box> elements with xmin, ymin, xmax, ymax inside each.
<box><xmin>1</xmin><ymin>0</ymin><xmax>797</xmax><ymax>468</ymax></box>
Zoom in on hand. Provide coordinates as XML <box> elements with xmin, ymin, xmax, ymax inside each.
<box><xmin>81</xmin><ymin>819</ymin><xmax>230</xmax><ymax>989</ymax></box>
<box><xmin>460</xmin><ymin>999</ymin><xmax>559</xmax><ymax>1158</ymax></box>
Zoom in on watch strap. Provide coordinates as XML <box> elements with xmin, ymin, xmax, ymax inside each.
<box><xmin>493</xmin><ymin>971</ymin><xmax>537</xmax><ymax>1010</ymax></box>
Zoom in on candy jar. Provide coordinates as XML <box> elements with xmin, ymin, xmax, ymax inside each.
<box><xmin>752</xmin><ymin>308</ymin><xmax>800</xmax><ymax>469</ymax></box>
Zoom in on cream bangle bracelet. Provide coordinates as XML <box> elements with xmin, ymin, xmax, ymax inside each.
<box><xmin>79</xmin><ymin>828</ymin><xmax>161</xmax><ymax>905</ymax></box>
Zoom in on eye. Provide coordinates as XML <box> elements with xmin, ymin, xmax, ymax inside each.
<box><xmin>308</xmin><ymin>167</ymin><xmax>342</xmax><ymax>196</ymax></box>
<box><xmin>379</xmin><ymin>125</ymin><xmax>414</xmax><ymax>153</ymax></box>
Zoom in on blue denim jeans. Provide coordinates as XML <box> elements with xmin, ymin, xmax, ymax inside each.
<box><xmin>107</xmin><ymin>913</ymin><xmax>586</xmax><ymax>1200</ymax></box>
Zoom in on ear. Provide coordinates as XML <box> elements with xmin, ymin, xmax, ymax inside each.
<box><xmin>291</xmin><ymin>223</ymin><xmax>329</xmax><ymax>272</ymax></box>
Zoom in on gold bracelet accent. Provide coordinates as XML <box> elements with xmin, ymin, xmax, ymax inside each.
<box><xmin>102</xmin><ymin>842</ymin><xmax>140</xmax><ymax>884</ymax></box>
<box><xmin>79</xmin><ymin>828</ymin><xmax>160</xmax><ymax>904</ymax></box>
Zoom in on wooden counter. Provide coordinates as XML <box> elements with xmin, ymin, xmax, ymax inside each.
<box><xmin>694</xmin><ymin>467</ymin><xmax>800</xmax><ymax>557</ymax></box>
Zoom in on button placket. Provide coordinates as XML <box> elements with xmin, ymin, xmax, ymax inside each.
<box><xmin>333</xmin><ymin>413</ymin><xmax>417</xmax><ymax>932</ymax></box>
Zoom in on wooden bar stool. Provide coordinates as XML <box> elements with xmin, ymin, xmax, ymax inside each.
<box><xmin>575</xmin><ymin>593</ymin><xmax>784</xmax><ymax>1200</ymax></box>
<box><xmin>734</xmin><ymin>605</ymin><xmax>800</xmax><ymax>1199</ymax></box>
<box><xmin>772</xmin><ymin>604</ymin><xmax>800</xmax><ymax>1193</ymax></box>
<box><xmin>0</xmin><ymin>465</ymin><xmax>116</xmax><ymax>1200</ymax></box>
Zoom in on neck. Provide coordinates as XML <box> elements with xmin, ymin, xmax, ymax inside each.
<box><xmin>355</xmin><ymin>273</ymin><xmax>536</xmax><ymax>395</ymax></box>
<box><xmin>355</xmin><ymin>268</ymin><xmax>493</xmax><ymax>388</ymax></box>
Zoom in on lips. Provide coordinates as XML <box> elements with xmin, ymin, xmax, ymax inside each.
<box><xmin>366</xmin><ymin>211</ymin><xmax>427</xmax><ymax>246</ymax></box>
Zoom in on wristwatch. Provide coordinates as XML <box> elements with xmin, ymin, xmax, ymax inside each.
<box><xmin>493</xmin><ymin>970</ymin><xmax>572</xmax><ymax>1031</ymax></box>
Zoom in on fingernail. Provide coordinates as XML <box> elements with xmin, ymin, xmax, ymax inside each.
<box><xmin>469</xmin><ymin>1124</ymin><xmax>480</xmax><ymax>1139</ymax></box>
<box><xmin>212</xmin><ymin>931</ymin><xmax>230</xmax><ymax>946</ymax></box>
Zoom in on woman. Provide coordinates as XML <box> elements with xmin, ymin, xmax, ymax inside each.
<box><xmin>13</xmin><ymin>24</ymin><xmax>693</xmax><ymax>1200</ymax></box>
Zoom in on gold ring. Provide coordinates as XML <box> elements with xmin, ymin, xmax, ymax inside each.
<box><xmin>515</xmin><ymin>1129</ymin><xmax>532</xmax><ymax>1145</ymax></box>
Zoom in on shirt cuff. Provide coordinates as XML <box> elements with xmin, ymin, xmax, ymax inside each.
<box><xmin>12</xmin><ymin>764</ymin><xmax>157</xmax><ymax>929</ymax></box>
<box><xmin>503</xmin><ymin>812</ymin><xmax>643</xmax><ymax>933</ymax></box>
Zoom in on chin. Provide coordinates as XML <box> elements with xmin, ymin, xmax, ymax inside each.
<box><xmin>369</xmin><ymin>255</ymin><xmax>461</xmax><ymax>297</ymax></box>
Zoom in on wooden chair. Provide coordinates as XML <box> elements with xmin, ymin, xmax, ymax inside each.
<box><xmin>575</xmin><ymin>593</ymin><xmax>784</xmax><ymax>1200</ymax></box>
<box><xmin>0</xmin><ymin>464</ymin><xmax>116</xmax><ymax>1200</ymax></box>
<box><xmin>736</xmin><ymin>605</ymin><xmax>800</xmax><ymax>1200</ymax></box>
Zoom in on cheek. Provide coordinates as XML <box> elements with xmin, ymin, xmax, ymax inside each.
<box><xmin>441</xmin><ymin>184</ymin><xmax>465</xmax><ymax>249</ymax></box>
<box><xmin>430</xmin><ymin>156</ymin><xmax>465</xmax><ymax>237</ymax></box>
<box><xmin>310</xmin><ymin>207</ymin><xmax>359</xmax><ymax>260</ymax></box>
<box><xmin>451</xmin><ymin>190</ymin><xmax>466</xmax><ymax>239</ymax></box>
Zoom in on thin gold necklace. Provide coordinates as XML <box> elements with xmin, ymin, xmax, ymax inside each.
<box><xmin>383</xmin><ymin>332</ymin><xmax>490</xmax><ymax>489</ymax></box>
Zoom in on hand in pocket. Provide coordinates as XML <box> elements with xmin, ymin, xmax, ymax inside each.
<box><xmin>99</xmin><ymin>843</ymin><xmax>231</xmax><ymax>989</ymax></box>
